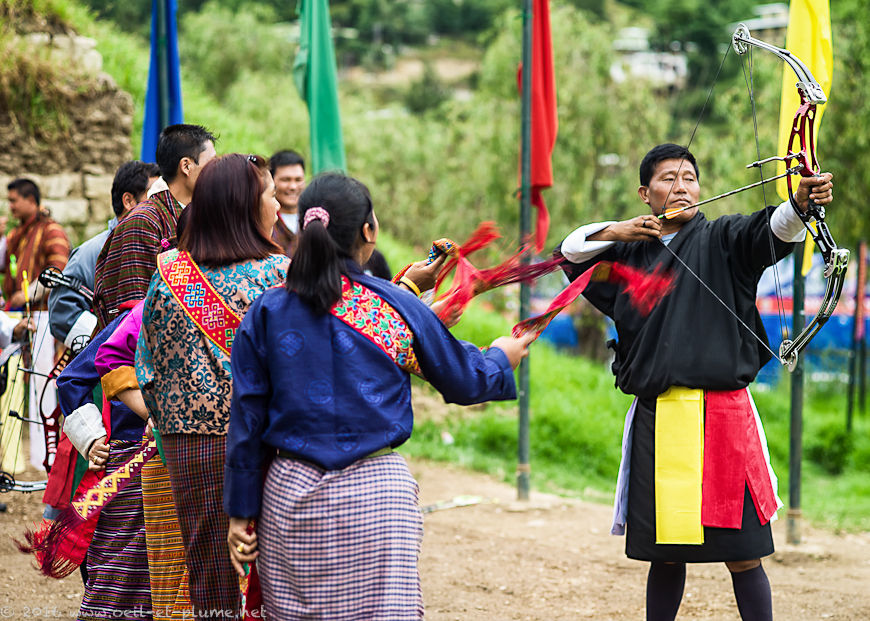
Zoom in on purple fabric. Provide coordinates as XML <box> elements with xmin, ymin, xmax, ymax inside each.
<box><xmin>611</xmin><ymin>398</ymin><xmax>637</xmax><ymax>535</ymax></box>
<box><xmin>95</xmin><ymin>300</ymin><xmax>144</xmax><ymax>374</ymax></box>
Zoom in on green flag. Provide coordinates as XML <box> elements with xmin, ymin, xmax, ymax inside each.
<box><xmin>293</xmin><ymin>0</ymin><xmax>346</xmax><ymax>174</ymax></box>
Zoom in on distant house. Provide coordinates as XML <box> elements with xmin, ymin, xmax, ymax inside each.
<box><xmin>610</xmin><ymin>27</ymin><xmax>687</xmax><ymax>90</ymax></box>
<box><xmin>731</xmin><ymin>3</ymin><xmax>789</xmax><ymax>43</ymax></box>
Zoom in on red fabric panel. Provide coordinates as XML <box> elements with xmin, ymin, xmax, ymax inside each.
<box><xmin>42</xmin><ymin>434</ymin><xmax>76</xmax><ymax>508</ymax></box>
<box><xmin>702</xmin><ymin>390</ymin><xmax>749</xmax><ymax>528</ymax></box>
<box><xmin>702</xmin><ymin>389</ymin><xmax>778</xmax><ymax>529</ymax></box>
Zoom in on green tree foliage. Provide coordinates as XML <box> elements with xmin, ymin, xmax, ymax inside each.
<box><xmin>821</xmin><ymin>0</ymin><xmax>870</xmax><ymax>249</ymax></box>
<box><xmin>423</xmin><ymin>0</ymin><xmax>512</xmax><ymax>36</ymax></box>
<box><xmin>564</xmin><ymin>0</ymin><xmax>607</xmax><ymax>21</ymax></box>
<box><xmin>179</xmin><ymin>1</ymin><xmax>293</xmax><ymax>101</ymax></box>
<box><xmin>58</xmin><ymin>0</ymin><xmax>866</xmax><ymax>251</ymax></box>
<box><xmin>403</xmin><ymin>64</ymin><xmax>450</xmax><ymax>115</ymax></box>
<box><xmin>340</xmin><ymin>5</ymin><xmax>672</xmax><ymax>252</ymax></box>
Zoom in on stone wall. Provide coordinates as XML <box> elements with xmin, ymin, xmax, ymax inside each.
<box><xmin>0</xmin><ymin>171</ymin><xmax>114</xmax><ymax>241</ymax></box>
<box><xmin>1</xmin><ymin>32</ymin><xmax>134</xmax><ymax>244</ymax></box>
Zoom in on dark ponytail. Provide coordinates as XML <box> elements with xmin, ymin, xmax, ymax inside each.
<box><xmin>286</xmin><ymin>173</ymin><xmax>374</xmax><ymax>314</ymax></box>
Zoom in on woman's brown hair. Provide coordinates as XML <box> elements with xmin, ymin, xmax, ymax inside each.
<box><xmin>178</xmin><ymin>153</ymin><xmax>280</xmax><ymax>266</ymax></box>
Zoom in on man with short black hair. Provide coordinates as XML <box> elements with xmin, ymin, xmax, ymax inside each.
<box><xmin>3</xmin><ymin>177</ymin><xmax>70</xmax><ymax>474</ymax></box>
<box><xmin>94</xmin><ymin>124</ymin><xmax>216</xmax><ymax>327</ymax></box>
<box><xmin>49</xmin><ymin>161</ymin><xmax>160</xmax><ymax>348</ymax></box>
<box><xmin>269</xmin><ymin>149</ymin><xmax>306</xmax><ymax>256</ymax></box>
<box><xmin>3</xmin><ymin>178</ymin><xmax>70</xmax><ymax>310</ymax></box>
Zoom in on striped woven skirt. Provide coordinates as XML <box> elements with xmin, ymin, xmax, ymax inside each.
<box><xmin>140</xmin><ymin>454</ymin><xmax>193</xmax><ymax>620</ymax></box>
<box><xmin>259</xmin><ymin>452</ymin><xmax>424</xmax><ymax>620</ymax></box>
<box><xmin>161</xmin><ymin>433</ymin><xmax>241</xmax><ymax>619</ymax></box>
<box><xmin>78</xmin><ymin>439</ymin><xmax>151</xmax><ymax>621</ymax></box>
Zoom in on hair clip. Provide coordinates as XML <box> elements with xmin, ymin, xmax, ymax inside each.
<box><xmin>303</xmin><ymin>206</ymin><xmax>330</xmax><ymax>230</ymax></box>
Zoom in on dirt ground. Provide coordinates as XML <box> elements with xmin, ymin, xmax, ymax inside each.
<box><xmin>1</xmin><ymin>458</ymin><xmax>869</xmax><ymax>620</ymax></box>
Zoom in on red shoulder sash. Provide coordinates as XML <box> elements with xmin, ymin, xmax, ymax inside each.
<box><xmin>157</xmin><ymin>249</ymin><xmax>241</xmax><ymax>356</ymax></box>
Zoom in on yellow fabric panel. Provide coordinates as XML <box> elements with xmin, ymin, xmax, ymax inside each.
<box><xmin>775</xmin><ymin>0</ymin><xmax>833</xmax><ymax>277</ymax></box>
<box><xmin>655</xmin><ymin>387</ymin><xmax>705</xmax><ymax>545</ymax></box>
<box><xmin>776</xmin><ymin>0</ymin><xmax>832</xmax><ymax>203</ymax></box>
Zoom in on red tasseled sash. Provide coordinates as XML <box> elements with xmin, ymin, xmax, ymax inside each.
<box><xmin>513</xmin><ymin>261</ymin><xmax>676</xmax><ymax>340</ymax></box>
<box><xmin>18</xmin><ymin>438</ymin><xmax>158</xmax><ymax>578</ymax></box>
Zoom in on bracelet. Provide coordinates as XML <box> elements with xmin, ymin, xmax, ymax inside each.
<box><xmin>399</xmin><ymin>276</ymin><xmax>422</xmax><ymax>297</ymax></box>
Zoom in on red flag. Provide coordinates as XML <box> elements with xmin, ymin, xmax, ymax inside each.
<box><xmin>518</xmin><ymin>0</ymin><xmax>558</xmax><ymax>253</ymax></box>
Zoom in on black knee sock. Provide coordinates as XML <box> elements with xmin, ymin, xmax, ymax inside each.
<box><xmin>730</xmin><ymin>564</ymin><xmax>772</xmax><ymax>621</ymax></box>
<box><xmin>646</xmin><ymin>561</ymin><xmax>686</xmax><ymax>621</ymax></box>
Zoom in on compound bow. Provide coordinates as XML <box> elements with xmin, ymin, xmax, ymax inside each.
<box><xmin>731</xmin><ymin>23</ymin><xmax>850</xmax><ymax>371</ymax></box>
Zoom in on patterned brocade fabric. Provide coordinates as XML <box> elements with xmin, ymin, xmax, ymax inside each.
<box><xmin>137</xmin><ymin>254</ymin><xmax>290</xmax><ymax>435</ymax></box>
<box><xmin>332</xmin><ymin>277</ymin><xmax>422</xmax><ymax>377</ymax></box>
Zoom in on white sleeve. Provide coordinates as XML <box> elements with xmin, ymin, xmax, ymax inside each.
<box><xmin>560</xmin><ymin>221</ymin><xmax>617</xmax><ymax>263</ymax></box>
<box><xmin>0</xmin><ymin>313</ymin><xmax>17</xmax><ymax>349</ymax></box>
<box><xmin>770</xmin><ymin>200</ymin><xmax>808</xmax><ymax>243</ymax></box>
<box><xmin>64</xmin><ymin>311</ymin><xmax>97</xmax><ymax>350</ymax></box>
<box><xmin>63</xmin><ymin>403</ymin><xmax>107</xmax><ymax>456</ymax></box>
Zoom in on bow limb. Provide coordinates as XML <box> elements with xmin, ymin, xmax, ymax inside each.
<box><xmin>733</xmin><ymin>23</ymin><xmax>850</xmax><ymax>371</ymax></box>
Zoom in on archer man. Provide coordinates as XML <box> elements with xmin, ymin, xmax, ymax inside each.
<box><xmin>556</xmin><ymin>143</ymin><xmax>834</xmax><ymax>621</ymax></box>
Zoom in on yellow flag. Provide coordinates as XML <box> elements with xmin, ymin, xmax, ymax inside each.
<box><xmin>776</xmin><ymin>0</ymin><xmax>833</xmax><ymax>276</ymax></box>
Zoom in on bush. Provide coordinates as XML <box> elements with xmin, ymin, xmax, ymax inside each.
<box><xmin>806</xmin><ymin>423</ymin><xmax>854</xmax><ymax>475</ymax></box>
<box><xmin>404</xmin><ymin>64</ymin><xmax>450</xmax><ymax>115</ymax></box>
<box><xmin>180</xmin><ymin>1</ymin><xmax>294</xmax><ymax>101</ymax></box>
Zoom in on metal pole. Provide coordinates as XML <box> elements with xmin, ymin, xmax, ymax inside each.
<box><xmin>155</xmin><ymin>0</ymin><xmax>171</xmax><ymax>131</ymax></box>
<box><xmin>788</xmin><ymin>244</ymin><xmax>805</xmax><ymax>545</ymax></box>
<box><xmin>517</xmin><ymin>0</ymin><xmax>533</xmax><ymax>501</ymax></box>
<box><xmin>858</xmin><ymin>242</ymin><xmax>867</xmax><ymax>415</ymax></box>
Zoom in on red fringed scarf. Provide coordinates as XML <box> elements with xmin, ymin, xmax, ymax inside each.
<box><xmin>434</xmin><ymin>250</ymin><xmax>566</xmax><ymax>323</ymax></box>
<box><xmin>513</xmin><ymin>261</ymin><xmax>676</xmax><ymax>340</ymax></box>
<box><xmin>17</xmin><ymin>438</ymin><xmax>158</xmax><ymax>578</ymax></box>
<box><xmin>391</xmin><ymin>223</ymin><xmax>507</xmax><ymax>322</ymax></box>
<box><xmin>433</xmin><ymin>222</ymin><xmax>501</xmax><ymax>293</ymax></box>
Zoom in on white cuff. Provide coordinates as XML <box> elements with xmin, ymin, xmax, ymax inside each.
<box><xmin>560</xmin><ymin>222</ymin><xmax>617</xmax><ymax>263</ymax></box>
<box><xmin>63</xmin><ymin>403</ymin><xmax>107</xmax><ymax>456</ymax></box>
<box><xmin>64</xmin><ymin>311</ymin><xmax>97</xmax><ymax>350</ymax></box>
<box><xmin>770</xmin><ymin>201</ymin><xmax>807</xmax><ymax>243</ymax></box>
<box><xmin>0</xmin><ymin>312</ymin><xmax>18</xmax><ymax>349</ymax></box>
